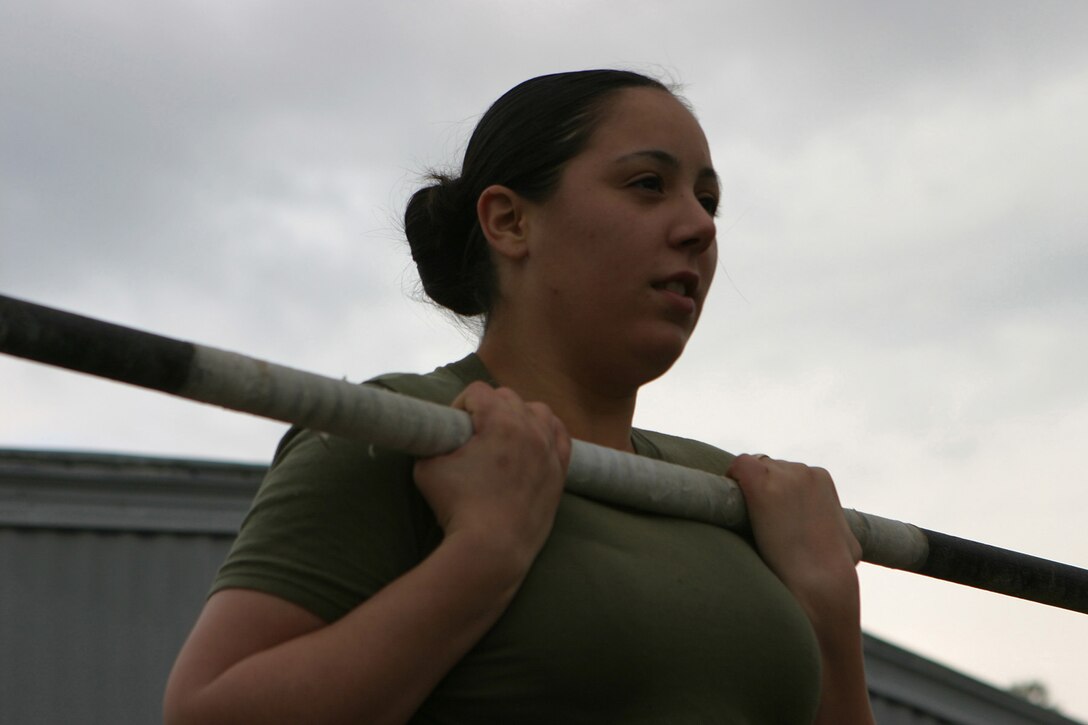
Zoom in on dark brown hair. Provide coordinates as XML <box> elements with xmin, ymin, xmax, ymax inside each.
<box><xmin>403</xmin><ymin>70</ymin><xmax>673</xmax><ymax>317</ymax></box>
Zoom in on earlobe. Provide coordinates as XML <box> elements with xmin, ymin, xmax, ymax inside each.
<box><xmin>477</xmin><ymin>185</ymin><xmax>530</xmax><ymax>260</ymax></box>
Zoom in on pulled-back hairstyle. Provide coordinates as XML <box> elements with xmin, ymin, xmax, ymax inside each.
<box><xmin>404</xmin><ymin>69</ymin><xmax>673</xmax><ymax>317</ymax></box>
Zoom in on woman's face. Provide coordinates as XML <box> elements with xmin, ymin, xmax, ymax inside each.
<box><xmin>516</xmin><ymin>87</ymin><xmax>719</xmax><ymax>388</ymax></box>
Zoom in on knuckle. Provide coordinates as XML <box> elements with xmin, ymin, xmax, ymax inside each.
<box><xmin>465</xmin><ymin>380</ymin><xmax>492</xmax><ymax>397</ymax></box>
<box><xmin>526</xmin><ymin>400</ymin><xmax>553</xmax><ymax>417</ymax></box>
<box><xmin>493</xmin><ymin>386</ymin><xmax>522</xmax><ymax>402</ymax></box>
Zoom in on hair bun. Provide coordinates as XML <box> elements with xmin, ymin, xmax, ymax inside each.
<box><xmin>404</xmin><ymin>176</ymin><xmax>489</xmax><ymax>316</ymax></box>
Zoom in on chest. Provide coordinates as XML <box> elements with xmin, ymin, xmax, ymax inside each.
<box><xmin>421</xmin><ymin>494</ymin><xmax>822</xmax><ymax>724</ymax></box>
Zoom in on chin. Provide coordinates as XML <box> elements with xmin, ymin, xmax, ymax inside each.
<box><xmin>633</xmin><ymin>334</ymin><xmax>690</xmax><ymax>385</ymax></box>
<box><xmin>585</xmin><ymin>323</ymin><xmax>693</xmax><ymax>391</ymax></box>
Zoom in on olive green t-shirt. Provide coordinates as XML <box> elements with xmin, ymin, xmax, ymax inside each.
<box><xmin>213</xmin><ymin>355</ymin><xmax>821</xmax><ymax>723</ymax></box>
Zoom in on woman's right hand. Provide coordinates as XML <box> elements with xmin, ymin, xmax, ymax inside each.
<box><xmin>413</xmin><ymin>382</ymin><xmax>572</xmax><ymax>573</ymax></box>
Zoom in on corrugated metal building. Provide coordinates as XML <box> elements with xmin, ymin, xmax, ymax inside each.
<box><xmin>1</xmin><ymin>449</ymin><xmax>1080</xmax><ymax>725</ymax></box>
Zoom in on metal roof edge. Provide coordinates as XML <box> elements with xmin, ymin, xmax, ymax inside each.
<box><xmin>864</xmin><ymin>633</ymin><xmax>1082</xmax><ymax>724</ymax></box>
<box><xmin>0</xmin><ymin>448</ymin><xmax>265</xmax><ymax>535</ymax></box>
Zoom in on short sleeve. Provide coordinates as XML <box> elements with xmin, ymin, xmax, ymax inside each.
<box><xmin>211</xmin><ymin>426</ymin><xmax>443</xmax><ymax>623</ymax></box>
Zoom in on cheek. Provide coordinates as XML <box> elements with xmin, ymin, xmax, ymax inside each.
<box><xmin>550</xmin><ymin>218</ymin><xmax>617</xmax><ymax>275</ymax></box>
<box><xmin>532</xmin><ymin>192</ymin><xmax>638</xmax><ymax>290</ymax></box>
<box><xmin>535</xmin><ymin>194</ymin><xmax>600</xmax><ymax>251</ymax></box>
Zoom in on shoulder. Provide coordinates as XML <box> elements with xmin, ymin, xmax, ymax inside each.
<box><xmin>365</xmin><ymin>353</ymin><xmax>492</xmax><ymax>406</ymax></box>
<box><xmin>633</xmin><ymin>428</ymin><xmax>736</xmax><ymax>475</ymax></box>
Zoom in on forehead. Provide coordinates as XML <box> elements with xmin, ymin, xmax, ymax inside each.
<box><xmin>583</xmin><ymin>87</ymin><xmax>712</xmax><ymax>164</ymax></box>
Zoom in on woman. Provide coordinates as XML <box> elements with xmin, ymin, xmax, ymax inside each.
<box><xmin>164</xmin><ymin>70</ymin><xmax>874</xmax><ymax>724</ymax></box>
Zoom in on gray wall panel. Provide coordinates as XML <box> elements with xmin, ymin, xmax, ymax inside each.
<box><xmin>1</xmin><ymin>528</ymin><xmax>231</xmax><ymax>725</ymax></box>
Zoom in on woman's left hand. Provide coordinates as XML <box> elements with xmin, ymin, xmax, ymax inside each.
<box><xmin>727</xmin><ymin>453</ymin><xmax>874</xmax><ymax>724</ymax></box>
<box><xmin>727</xmin><ymin>454</ymin><xmax>861</xmax><ymax>628</ymax></box>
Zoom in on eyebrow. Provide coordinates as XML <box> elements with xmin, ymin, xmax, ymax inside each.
<box><xmin>615</xmin><ymin>149</ymin><xmax>720</xmax><ymax>186</ymax></box>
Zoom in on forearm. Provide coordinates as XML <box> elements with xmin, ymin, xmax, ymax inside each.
<box><xmin>173</xmin><ymin>532</ymin><xmax>528</xmax><ymax>725</ymax></box>
<box><xmin>808</xmin><ymin>578</ymin><xmax>875</xmax><ymax>725</ymax></box>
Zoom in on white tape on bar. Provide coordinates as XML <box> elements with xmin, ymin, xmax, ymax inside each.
<box><xmin>567</xmin><ymin>442</ymin><xmax>750</xmax><ymax>529</ymax></box>
<box><xmin>844</xmin><ymin>510</ymin><xmax>929</xmax><ymax>570</ymax></box>
<box><xmin>186</xmin><ymin>345</ymin><xmax>473</xmax><ymax>456</ymax></box>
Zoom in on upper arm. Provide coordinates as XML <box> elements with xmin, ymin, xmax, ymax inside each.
<box><xmin>164</xmin><ymin>428</ymin><xmax>439</xmax><ymax>721</ymax></box>
<box><xmin>213</xmin><ymin>429</ymin><xmax>437</xmax><ymax>622</ymax></box>
<box><xmin>164</xmin><ymin>588</ymin><xmax>325</xmax><ymax>721</ymax></box>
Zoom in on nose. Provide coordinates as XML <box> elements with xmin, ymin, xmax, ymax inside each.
<box><xmin>668</xmin><ymin>195</ymin><xmax>717</xmax><ymax>255</ymax></box>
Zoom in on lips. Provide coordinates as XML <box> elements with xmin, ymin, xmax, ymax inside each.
<box><xmin>652</xmin><ymin>271</ymin><xmax>699</xmax><ymax>299</ymax></box>
<box><xmin>651</xmin><ymin>271</ymin><xmax>701</xmax><ymax>318</ymax></box>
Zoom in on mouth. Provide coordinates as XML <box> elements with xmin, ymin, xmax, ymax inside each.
<box><xmin>652</xmin><ymin>272</ymin><xmax>699</xmax><ymax>299</ymax></box>
<box><xmin>651</xmin><ymin>272</ymin><xmax>701</xmax><ymax>317</ymax></box>
<box><xmin>657</xmin><ymin>280</ymin><xmax>690</xmax><ymax>297</ymax></box>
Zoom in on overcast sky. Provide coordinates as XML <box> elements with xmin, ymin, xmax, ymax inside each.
<box><xmin>3</xmin><ymin>0</ymin><xmax>1087</xmax><ymax>718</ymax></box>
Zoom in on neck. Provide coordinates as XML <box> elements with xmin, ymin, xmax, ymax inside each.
<box><xmin>476</xmin><ymin>326</ymin><xmax>639</xmax><ymax>453</ymax></box>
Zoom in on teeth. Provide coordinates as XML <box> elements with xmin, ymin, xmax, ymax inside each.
<box><xmin>663</xmin><ymin>281</ymin><xmax>687</xmax><ymax>296</ymax></box>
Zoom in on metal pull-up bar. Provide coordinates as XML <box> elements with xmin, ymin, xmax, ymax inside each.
<box><xmin>1</xmin><ymin>292</ymin><xmax>1086</xmax><ymax>614</ymax></box>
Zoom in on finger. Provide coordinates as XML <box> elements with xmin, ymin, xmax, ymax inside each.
<box><xmin>550</xmin><ymin>415</ymin><xmax>572</xmax><ymax>471</ymax></box>
<box><xmin>727</xmin><ymin>453</ymin><xmax>775</xmax><ymax>483</ymax></box>
<box><xmin>483</xmin><ymin>387</ymin><xmax>534</xmax><ymax>425</ymax></box>
<box><xmin>525</xmin><ymin>400</ymin><xmax>572</xmax><ymax>466</ymax></box>
<box><xmin>492</xmin><ymin>386</ymin><xmax>524</xmax><ymax>404</ymax></box>
<box><xmin>449</xmin><ymin>380</ymin><xmax>495</xmax><ymax>413</ymax></box>
<box><xmin>445</xmin><ymin>382</ymin><xmax>505</xmax><ymax>450</ymax></box>
<box><xmin>525</xmin><ymin>400</ymin><xmax>556</xmax><ymax>426</ymax></box>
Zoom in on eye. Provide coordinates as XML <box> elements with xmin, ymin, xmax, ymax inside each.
<box><xmin>630</xmin><ymin>174</ymin><xmax>665</xmax><ymax>193</ymax></box>
<box><xmin>698</xmin><ymin>193</ymin><xmax>720</xmax><ymax>217</ymax></box>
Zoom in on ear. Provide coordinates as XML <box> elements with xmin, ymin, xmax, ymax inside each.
<box><xmin>477</xmin><ymin>184</ymin><xmax>530</xmax><ymax>261</ymax></box>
